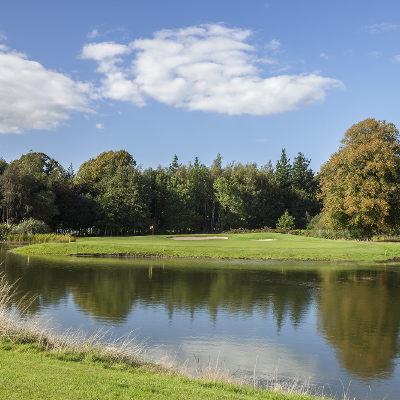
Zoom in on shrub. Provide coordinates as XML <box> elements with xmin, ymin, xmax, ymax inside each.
<box><xmin>307</xmin><ymin>213</ymin><xmax>363</xmax><ymax>240</ymax></box>
<box><xmin>276</xmin><ymin>210</ymin><xmax>295</xmax><ymax>232</ymax></box>
<box><xmin>14</xmin><ymin>219</ymin><xmax>51</xmax><ymax>235</ymax></box>
<box><xmin>0</xmin><ymin>223</ymin><xmax>17</xmax><ymax>240</ymax></box>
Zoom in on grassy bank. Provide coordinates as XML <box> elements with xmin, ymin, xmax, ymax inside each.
<box><xmin>0</xmin><ymin>274</ymin><xmax>328</xmax><ymax>400</ymax></box>
<box><xmin>12</xmin><ymin>232</ymin><xmax>400</xmax><ymax>262</ymax></box>
<box><xmin>0</xmin><ymin>343</ymin><xmax>325</xmax><ymax>400</ymax></box>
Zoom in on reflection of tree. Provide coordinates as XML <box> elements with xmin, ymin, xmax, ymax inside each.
<box><xmin>2</xmin><ymin>251</ymin><xmax>70</xmax><ymax>313</ymax></box>
<box><xmin>0</xmin><ymin>251</ymin><xmax>318</xmax><ymax>329</ymax></box>
<box><xmin>317</xmin><ymin>269</ymin><xmax>400</xmax><ymax>380</ymax></box>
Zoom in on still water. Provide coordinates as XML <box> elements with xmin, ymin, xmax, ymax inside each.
<box><xmin>1</xmin><ymin>245</ymin><xmax>400</xmax><ymax>400</ymax></box>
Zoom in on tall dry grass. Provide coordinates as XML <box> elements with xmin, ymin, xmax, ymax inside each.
<box><xmin>0</xmin><ymin>272</ymin><xmax>145</xmax><ymax>366</ymax></box>
<box><xmin>4</xmin><ymin>233</ymin><xmax>75</xmax><ymax>244</ymax></box>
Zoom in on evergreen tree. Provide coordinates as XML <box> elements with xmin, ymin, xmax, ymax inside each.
<box><xmin>274</xmin><ymin>149</ymin><xmax>292</xmax><ymax>188</ymax></box>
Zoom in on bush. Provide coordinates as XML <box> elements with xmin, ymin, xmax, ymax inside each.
<box><xmin>307</xmin><ymin>213</ymin><xmax>363</xmax><ymax>240</ymax></box>
<box><xmin>14</xmin><ymin>219</ymin><xmax>51</xmax><ymax>235</ymax></box>
<box><xmin>0</xmin><ymin>223</ymin><xmax>17</xmax><ymax>240</ymax></box>
<box><xmin>276</xmin><ymin>210</ymin><xmax>295</xmax><ymax>232</ymax></box>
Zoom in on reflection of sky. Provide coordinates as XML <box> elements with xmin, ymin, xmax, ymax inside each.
<box><xmin>35</xmin><ymin>294</ymin><xmax>400</xmax><ymax>400</ymax></box>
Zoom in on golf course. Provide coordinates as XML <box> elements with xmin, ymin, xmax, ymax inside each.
<box><xmin>13</xmin><ymin>232</ymin><xmax>400</xmax><ymax>263</ymax></box>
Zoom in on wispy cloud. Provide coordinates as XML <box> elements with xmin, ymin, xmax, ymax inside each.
<box><xmin>368</xmin><ymin>51</ymin><xmax>382</xmax><ymax>58</ymax></box>
<box><xmin>0</xmin><ymin>30</ymin><xmax>7</xmax><ymax>41</ymax></box>
<box><xmin>0</xmin><ymin>46</ymin><xmax>93</xmax><ymax>134</ymax></box>
<box><xmin>393</xmin><ymin>55</ymin><xmax>400</xmax><ymax>63</ymax></box>
<box><xmin>270</xmin><ymin>65</ymin><xmax>293</xmax><ymax>74</ymax></box>
<box><xmin>87</xmin><ymin>29</ymin><xmax>99</xmax><ymax>39</ymax></box>
<box><xmin>265</xmin><ymin>39</ymin><xmax>280</xmax><ymax>51</ymax></box>
<box><xmin>81</xmin><ymin>24</ymin><xmax>344</xmax><ymax>116</ymax></box>
<box><xmin>363</xmin><ymin>23</ymin><xmax>399</xmax><ymax>34</ymax></box>
<box><xmin>320</xmin><ymin>53</ymin><xmax>329</xmax><ymax>60</ymax></box>
<box><xmin>86</xmin><ymin>27</ymin><xmax>129</xmax><ymax>41</ymax></box>
<box><xmin>96</xmin><ymin>123</ymin><xmax>105</xmax><ymax>129</ymax></box>
<box><xmin>255</xmin><ymin>138</ymin><xmax>267</xmax><ymax>142</ymax></box>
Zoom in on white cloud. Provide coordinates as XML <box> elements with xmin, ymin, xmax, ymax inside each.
<box><xmin>0</xmin><ymin>46</ymin><xmax>93</xmax><ymax>134</ymax></box>
<box><xmin>393</xmin><ymin>55</ymin><xmax>400</xmax><ymax>63</ymax></box>
<box><xmin>368</xmin><ymin>51</ymin><xmax>382</xmax><ymax>58</ymax></box>
<box><xmin>265</xmin><ymin>39</ymin><xmax>280</xmax><ymax>51</ymax></box>
<box><xmin>364</xmin><ymin>23</ymin><xmax>399</xmax><ymax>34</ymax></box>
<box><xmin>87</xmin><ymin>29</ymin><xmax>99</xmax><ymax>39</ymax></box>
<box><xmin>96</xmin><ymin>123</ymin><xmax>105</xmax><ymax>129</ymax></box>
<box><xmin>82</xmin><ymin>24</ymin><xmax>344</xmax><ymax>116</ymax></box>
<box><xmin>0</xmin><ymin>31</ymin><xmax>7</xmax><ymax>41</ymax></box>
<box><xmin>255</xmin><ymin>138</ymin><xmax>267</xmax><ymax>142</ymax></box>
<box><xmin>320</xmin><ymin>53</ymin><xmax>329</xmax><ymax>60</ymax></box>
<box><xmin>80</xmin><ymin>41</ymin><xmax>132</xmax><ymax>61</ymax></box>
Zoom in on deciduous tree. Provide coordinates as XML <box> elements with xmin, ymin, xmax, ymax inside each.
<box><xmin>319</xmin><ymin>118</ymin><xmax>400</xmax><ymax>234</ymax></box>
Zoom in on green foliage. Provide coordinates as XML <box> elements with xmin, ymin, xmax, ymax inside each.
<box><xmin>291</xmin><ymin>152</ymin><xmax>315</xmax><ymax>194</ymax></box>
<box><xmin>0</xmin><ymin>149</ymin><xmax>321</xmax><ymax>235</ymax></box>
<box><xmin>74</xmin><ymin>150</ymin><xmax>136</xmax><ymax>184</ymax></box>
<box><xmin>307</xmin><ymin>213</ymin><xmax>363</xmax><ymax>240</ymax></box>
<box><xmin>0</xmin><ymin>223</ymin><xmax>16</xmax><ymax>239</ymax></box>
<box><xmin>14</xmin><ymin>218</ymin><xmax>51</xmax><ymax>235</ymax></box>
<box><xmin>319</xmin><ymin>118</ymin><xmax>400</xmax><ymax>235</ymax></box>
<box><xmin>95</xmin><ymin>165</ymin><xmax>150</xmax><ymax>235</ymax></box>
<box><xmin>276</xmin><ymin>210</ymin><xmax>295</xmax><ymax>231</ymax></box>
<box><xmin>274</xmin><ymin>149</ymin><xmax>292</xmax><ymax>188</ymax></box>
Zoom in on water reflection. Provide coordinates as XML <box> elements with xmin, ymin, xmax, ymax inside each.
<box><xmin>317</xmin><ymin>268</ymin><xmax>400</xmax><ymax>381</ymax></box>
<box><xmin>3</xmin><ymin>254</ymin><xmax>318</xmax><ymax>327</ymax></box>
<box><xmin>1</xmin><ymin>248</ymin><xmax>400</xmax><ymax>399</ymax></box>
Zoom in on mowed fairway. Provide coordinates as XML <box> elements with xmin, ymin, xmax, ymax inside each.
<box><xmin>13</xmin><ymin>232</ymin><xmax>400</xmax><ymax>262</ymax></box>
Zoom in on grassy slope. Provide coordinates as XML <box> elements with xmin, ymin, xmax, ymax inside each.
<box><xmin>0</xmin><ymin>342</ymin><xmax>320</xmax><ymax>400</ymax></box>
<box><xmin>13</xmin><ymin>232</ymin><xmax>400</xmax><ymax>262</ymax></box>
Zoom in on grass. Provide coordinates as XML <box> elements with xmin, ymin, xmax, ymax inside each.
<box><xmin>0</xmin><ymin>273</ymin><xmax>332</xmax><ymax>400</ymax></box>
<box><xmin>3</xmin><ymin>232</ymin><xmax>75</xmax><ymax>244</ymax></box>
<box><xmin>12</xmin><ymin>232</ymin><xmax>400</xmax><ymax>262</ymax></box>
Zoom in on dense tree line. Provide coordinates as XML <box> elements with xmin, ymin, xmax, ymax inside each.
<box><xmin>0</xmin><ymin>149</ymin><xmax>321</xmax><ymax>234</ymax></box>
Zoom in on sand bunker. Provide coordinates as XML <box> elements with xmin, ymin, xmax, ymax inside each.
<box><xmin>250</xmin><ymin>239</ymin><xmax>277</xmax><ymax>241</ymax></box>
<box><xmin>170</xmin><ymin>236</ymin><xmax>228</xmax><ymax>240</ymax></box>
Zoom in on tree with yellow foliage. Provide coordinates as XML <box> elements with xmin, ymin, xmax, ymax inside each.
<box><xmin>319</xmin><ymin>118</ymin><xmax>400</xmax><ymax>235</ymax></box>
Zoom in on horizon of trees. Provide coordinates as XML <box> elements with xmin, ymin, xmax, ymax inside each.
<box><xmin>0</xmin><ymin>149</ymin><xmax>321</xmax><ymax>234</ymax></box>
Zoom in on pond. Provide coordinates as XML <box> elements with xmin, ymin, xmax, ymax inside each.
<box><xmin>1</xmin><ymin>244</ymin><xmax>400</xmax><ymax>400</ymax></box>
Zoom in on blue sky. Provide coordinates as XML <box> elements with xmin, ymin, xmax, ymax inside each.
<box><xmin>1</xmin><ymin>0</ymin><xmax>399</xmax><ymax>173</ymax></box>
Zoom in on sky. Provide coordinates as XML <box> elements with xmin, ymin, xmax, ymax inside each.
<box><xmin>1</xmin><ymin>0</ymin><xmax>399</xmax><ymax>174</ymax></box>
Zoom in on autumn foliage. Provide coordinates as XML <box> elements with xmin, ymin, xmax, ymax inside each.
<box><xmin>319</xmin><ymin>118</ymin><xmax>400</xmax><ymax>234</ymax></box>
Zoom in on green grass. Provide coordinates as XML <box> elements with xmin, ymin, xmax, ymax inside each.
<box><xmin>13</xmin><ymin>232</ymin><xmax>400</xmax><ymax>262</ymax></box>
<box><xmin>0</xmin><ymin>342</ymin><xmax>325</xmax><ymax>400</ymax></box>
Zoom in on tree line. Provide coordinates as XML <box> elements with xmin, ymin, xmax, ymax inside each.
<box><xmin>0</xmin><ymin>149</ymin><xmax>321</xmax><ymax>234</ymax></box>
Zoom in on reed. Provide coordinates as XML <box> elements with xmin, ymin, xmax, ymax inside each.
<box><xmin>4</xmin><ymin>233</ymin><xmax>75</xmax><ymax>244</ymax></box>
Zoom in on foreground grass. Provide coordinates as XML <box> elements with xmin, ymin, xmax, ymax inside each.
<box><xmin>13</xmin><ymin>232</ymin><xmax>400</xmax><ymax>262</ymax></box>
<box><xmin>0</xmin><ymin>342</ymin><xmax>325</xmax><ymax>400</ymax></box>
